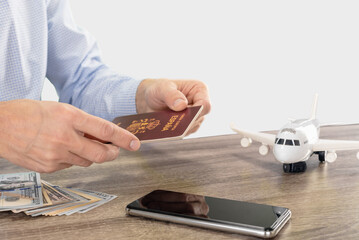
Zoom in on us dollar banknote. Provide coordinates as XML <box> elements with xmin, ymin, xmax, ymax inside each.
<box><xmin>0</xmin><ymin>172</ymin><xmax>43</xmax><ymax>210</ymax></box>
<box><xmin>1</xmin><ymin>172</ymin><xmax>116</xmax><ymax>216</ymax></box>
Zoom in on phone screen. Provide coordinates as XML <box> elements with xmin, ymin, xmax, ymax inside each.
<box><xmin>127</xmin><ymin>190</ymin><xmax>289</xmax><ymax>230</ymax></box>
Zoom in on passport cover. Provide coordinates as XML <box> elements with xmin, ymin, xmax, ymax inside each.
<box><xmin>112</xmin><ymin>106</ymin><xmax>203</xmax><ymax>142</ymax></box>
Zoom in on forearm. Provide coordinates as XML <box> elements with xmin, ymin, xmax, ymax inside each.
<box><xmin>46</xmin><ymin>0</ymin><xmax>142</xmax><ymax>120</ymax></box>
<box><xmin>65</xmin><ymin>67</ymin><xmax>143</xmax><ymax>121</ymax></box>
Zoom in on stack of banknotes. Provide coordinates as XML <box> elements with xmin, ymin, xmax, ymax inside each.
<box><xmin>0</xmin><ymin>172</ymin><xmax>117</xmax><ymax>216</ymax></box>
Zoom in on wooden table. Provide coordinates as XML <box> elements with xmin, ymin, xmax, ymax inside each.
<box><xmin>1</xmin><ymin>125</ymin><xmax>359</xmax><ymax>240</ymax></box>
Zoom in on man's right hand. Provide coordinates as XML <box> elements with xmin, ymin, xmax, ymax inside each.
<box><xmin>0</xmin><ymin>100</ymin><xmax>140</xmax><ymax>173</ymax></box>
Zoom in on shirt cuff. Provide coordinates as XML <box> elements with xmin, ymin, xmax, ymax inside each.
<box><xmin>98</xmin><ymin>75</ymin><xmax>143</xmax><ymax>121</ymax></box>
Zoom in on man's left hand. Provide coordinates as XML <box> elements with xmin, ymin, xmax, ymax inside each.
<box><xmin>136</xmin><ymin>79</ymin><xmax>211</xmax><ymax>135</ymax></box>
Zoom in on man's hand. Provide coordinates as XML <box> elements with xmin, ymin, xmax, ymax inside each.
<box><xmin>0</xmin><ymin>100</ymin><xmax>140</xmax><ymax>173</ymax></box>
<box><xmin>136</xmin><ymin>79</ymin><xmax>211</xmax><ymax>135</ymax></box>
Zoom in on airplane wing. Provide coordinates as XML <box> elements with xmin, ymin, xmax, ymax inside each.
<box><xmin>313</xmin><ymin>139</ymin><xmax>359</xmax><ymax>151</ymax></box>
<box><xmin>230</xmin><ymin>123</ymin><xmax>276</xmax><ymax>146</ymax></box>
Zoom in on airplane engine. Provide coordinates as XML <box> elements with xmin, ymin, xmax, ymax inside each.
<box><xmin>259</xmin><ymin>144</ymin><xmax>269</xmax><ymax>156</ymax></box>
<box><xmin>326</xmin><ymin>151</ymin><xmax>337</xmax><ymax>163</ymax></box>
<box><xmin>240</xmin><ymin>137</ymin><xmax>252</xmax><ymax>148</ymax></box>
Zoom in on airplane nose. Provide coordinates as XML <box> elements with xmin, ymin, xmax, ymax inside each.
<box><xmin>273</xmin><ymin>146</ymin><xmax>288</xmax><ymax>163</ymax></box>
<box><xmin>273</xmin><ymin>145</ymin><xmax>307</xmax><ymax>163</ymax></box>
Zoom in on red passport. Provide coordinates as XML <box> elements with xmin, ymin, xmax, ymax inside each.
<box><xmin>112</xmin><ymin>106</ymin><xmax>203</xmax><ymax>142</ymax></box>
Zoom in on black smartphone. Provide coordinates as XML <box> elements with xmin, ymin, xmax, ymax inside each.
<box><xmin>126</xmin><ymin>190</ymin><xmax>291</xmax><ymax>238</ymax></box>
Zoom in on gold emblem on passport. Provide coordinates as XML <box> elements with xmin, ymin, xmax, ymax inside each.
<box><xmin>124</xmin><ymin>118</ymin><xmax>161</xmax><ymax>135</ymax></box>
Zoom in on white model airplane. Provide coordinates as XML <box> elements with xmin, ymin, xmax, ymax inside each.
<box><xmin>231</xmin><ymin>94</ymin><xmax>359</xmax><ymax>173</ymax></box>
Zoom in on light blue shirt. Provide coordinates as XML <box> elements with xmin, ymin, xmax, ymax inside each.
<box><xmin>0</xmin><ymin>0</ymin><xmax>141</xmax><ymax>121</ymax></box>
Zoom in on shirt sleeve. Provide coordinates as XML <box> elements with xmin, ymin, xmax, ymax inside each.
<box><xmin>45</xmin><ymin>0</ymin><xmax>142</xmax><ymax>121</ymax></box>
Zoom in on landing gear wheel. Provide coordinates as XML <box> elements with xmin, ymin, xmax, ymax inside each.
<box><xmin>318</xmin><ymin>151</ymin><xmax>326</xmax><ymax>162</ymax></box>
<box><xmin>283</xmin><ymin>162</ymin><xmax>307</xmax><ymax>173</ymax></box>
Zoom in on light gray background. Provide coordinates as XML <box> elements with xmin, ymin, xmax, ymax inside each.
<box><xmin>42</xmin><ymin>0</ymin><xmax>359</xmax><ymax>138</ymax></box>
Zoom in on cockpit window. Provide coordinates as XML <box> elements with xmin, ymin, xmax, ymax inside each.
<box><xmin>285</xmin><ymin>139</ymin><xmax>293</xmax><ymax>146</ymax></box>
<box><xmin>276</xmin><ymin>138</ymin><xmax>300</xmax><ymax>146</ymax></box>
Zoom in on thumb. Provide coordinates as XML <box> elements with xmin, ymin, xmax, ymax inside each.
<box><xmin>161</xmin><ymin>81</ymin><xmax>188</xmax><ymax>111</ymax></box>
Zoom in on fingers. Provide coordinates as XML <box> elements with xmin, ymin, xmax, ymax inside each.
<box><xmin>149</xmin><ymin>79</ymin><xmax>210</xmax><ymax>135</ymax></box>
<box><xmin>64</xmin><ymin>152</ymin><xmax>93</xmax><ymax>167</ymax></box>
<box><xmin>193</xmin><ymin>98</ymin><xmax>211</xmax><ymax>118</ymax></box>
<box><xmin>190</xmin><ymin>85</ymin><xmax>211</xmax><ymax>118</ymax></box>
<box><xmin>166</xmin><ymin>80</ymin><xmax>211</xmax><ymax>117</ymax></box>
<box><xmin>139</xmin><ymin>79</ymin><xmax>211</xmax><ymax>117</ymax></box>
<box><xmin>186</xmin><ymin>124</ymin><xmax>201</xmax><ymax>136</ymax></box>
<box><xmin>70</xmin><ymin>136</ymin><xmax>120</xmax><ymax>164</ymax></box>
<box><xmin>18</xmin><ymin>148</ymin><xmax>93</xmax><ymax>173</ymax></box>
<box><xmin>159</xmin><ymin>81</ymin><xmax>188</xmax><ymax>111</ymax></box>
<box><xmin>73</xmin><ymin>112</ymin><xmax>140</xmax><ymax>151</ymax></box>
<box><xmin>186</xmin><ymin>116</ymin><xmax>205</xmax><ymax>136</ymax></box>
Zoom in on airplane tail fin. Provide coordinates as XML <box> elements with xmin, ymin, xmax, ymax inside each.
<box><xmin>310</xmin><ymin>93</ymin><xmax>318</xmax><ymax>120</ymax></box>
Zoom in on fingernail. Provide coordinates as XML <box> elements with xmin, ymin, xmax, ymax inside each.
<box><xmin>130</xmin><ymin>140</ymin><xmax>140</xmax><ymax>150</ymax></box>
<box><xmin>173</xmin><ymin>99</ymin><xmax>185</xmax><ymax>108</ymax></box>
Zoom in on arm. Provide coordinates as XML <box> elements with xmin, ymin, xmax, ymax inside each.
<box><xmin>46</xmin><ymin>0</ymin><xmax>141</xmax><ymax>121</ymax></box>
<box><xmin>0</xmin><ymin>1</ymin><xmax>142</xmax><ymax>173</ymax></box>
<box><xmin>46</xmin><ymin>0</ymin><xmax>211</xmax><ymax>136</ymax></box>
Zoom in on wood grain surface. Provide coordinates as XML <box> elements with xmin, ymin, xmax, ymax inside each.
<box><xmin>1</xmin><ymin>124</ymin><xmax>359</xmax><ymax>240</ymax></box>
